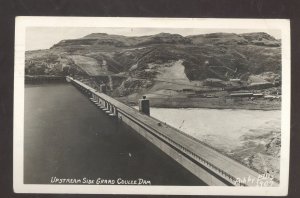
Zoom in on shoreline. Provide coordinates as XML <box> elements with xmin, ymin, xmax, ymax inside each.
<box><xmin>117</xmin><ymin>97</ymin><xmax>281</xmax><ymax>111</ymax></box>
<box><xmin>148</xmin><ymin>105</ymin><xmax>281</xmax><ymax>111</ymax></box>
<box><xmin>24</xmin><ymin>77</ymin><xmax>281</xmax><ymax>111</ymax></box>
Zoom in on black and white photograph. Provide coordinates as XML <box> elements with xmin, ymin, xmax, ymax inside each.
<box><xmin>13</xmin><ymin>17</ymin><xmax>290</xmax><ymax>195</ymax></box>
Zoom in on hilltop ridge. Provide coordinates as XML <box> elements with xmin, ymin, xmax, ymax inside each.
<box><xmin>26</xmin><ymin>32</ymin><xmax>281</xmax><ymax>98</ymax></box>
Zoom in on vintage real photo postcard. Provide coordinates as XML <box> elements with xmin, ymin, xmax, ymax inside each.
<box><xmin>14</xmin><ymin>17</ymin><xmax>290</xmax><ymax>195</ymax></box>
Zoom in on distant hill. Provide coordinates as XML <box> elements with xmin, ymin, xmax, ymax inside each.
<box><xmin>25</xmin><ymin>32</ymin><xmax>281</xmax><ymax>95</ymax></box>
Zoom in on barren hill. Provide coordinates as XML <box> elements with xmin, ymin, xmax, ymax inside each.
<box><xmin>25</xmin><ymin>32</ymin><xmax>281</xmax><ymax>97</ymax></box>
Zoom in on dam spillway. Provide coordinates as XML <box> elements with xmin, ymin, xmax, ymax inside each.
<box><xmin>66</xmin><ymin>76</ymin><xmax>278</xmax><ymax>187</ymax></box>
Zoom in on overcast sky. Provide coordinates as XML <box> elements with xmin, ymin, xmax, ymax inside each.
<box><xmin>26</xmin><ymin>27</ymin><xmax>281</xmax><ymax>51</ymax></box>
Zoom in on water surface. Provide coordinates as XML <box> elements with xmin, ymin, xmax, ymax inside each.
<box><xmin>24</xmin><ymin>83</ymin><xmax>205</xmax><ymax>185</ymax></box>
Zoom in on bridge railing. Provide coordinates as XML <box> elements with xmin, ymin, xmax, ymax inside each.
<box><xmin>117</xmin><ymin>109</ymin><xmax>241</xmax><ymax>186</ymax></box>
<box><xmin>149</xmin><ymin>115</ymin><xmax>280</xmax><ymax>183</ymax></box>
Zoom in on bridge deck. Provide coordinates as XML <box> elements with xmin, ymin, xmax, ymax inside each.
<box><xmin>70</xmin><ymin>77</ymin><xmax>278</xmax><ymax>187</ymax></box>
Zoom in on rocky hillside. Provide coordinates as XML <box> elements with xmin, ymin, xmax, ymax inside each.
<box><xmin>25</xmin><ymin>32</ymin><xmax>281</xmax><ymax>95</ymax></box>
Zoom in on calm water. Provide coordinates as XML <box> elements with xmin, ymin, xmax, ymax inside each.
<box><xmin>24</xmin><ymin>83</ymin><xmax>205</xmax><ymax>185</ymax></box>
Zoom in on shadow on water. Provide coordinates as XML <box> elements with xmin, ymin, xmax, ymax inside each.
<box><xmin>24</xmin><ymin>83</ymin><xmax>206</xmax><ymax>186</ymax></box>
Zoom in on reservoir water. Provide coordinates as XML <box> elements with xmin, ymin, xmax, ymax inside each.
<box><xmin>24</xmin><ymin>83</ymin><xmax>205</xmax><ymax>185</ymax></box>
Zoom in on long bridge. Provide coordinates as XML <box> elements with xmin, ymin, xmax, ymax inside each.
<box><xmin>66</xmin><ymin>76</ymin><xmax>278</xmax><ymax>187</ymax></box>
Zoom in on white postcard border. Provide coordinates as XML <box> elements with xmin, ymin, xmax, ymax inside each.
<box><xmin>14</xmin><ymin>17</ymin><xmax>290</xmax><ymax>196</ymax></box>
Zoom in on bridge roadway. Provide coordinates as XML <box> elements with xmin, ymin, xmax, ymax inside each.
<box><xmin>67</xmin><ymin>76</ymin><xmax>279</xmax><ymax>187</ymax></box>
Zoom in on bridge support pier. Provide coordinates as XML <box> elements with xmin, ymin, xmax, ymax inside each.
<box><xmin>103</xmin><ymin>101</ymin><xmax>109</xmax><ymax>111</ymax></box>
<box><xmin>105</xmin><ymin>103</ymin><xmax>112</xmax><ymax>114</ymax></box>
<box><xmin>108</xmin><ymin>105</ymin><xmax>116</xmax><ymax>117</ymax></box>
<box><xmin>99</xmin><ymin>99</ymin><xmax>106</xmax><ymax>109</ymax></box>
<box><xmin>96</xmin><ymin>97</ymin><xmax>102</xmax><ymax>107</ymax></box>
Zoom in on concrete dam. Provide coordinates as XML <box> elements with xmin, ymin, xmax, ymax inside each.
<box><xmin>66</xmin><ymin>76</ymin><xmax>278</xmax><ymax>187</ymax></box>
